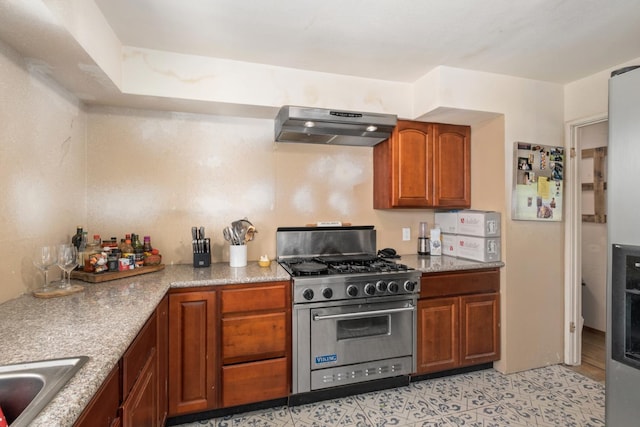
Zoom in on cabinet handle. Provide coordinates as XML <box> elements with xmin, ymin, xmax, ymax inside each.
<box><xmin>313</xmin><ymin>305</ymin><xmax>415</xmax><ymax>321</ymax></box>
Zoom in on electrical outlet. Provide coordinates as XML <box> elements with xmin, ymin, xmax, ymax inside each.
<box><xmin>402</xmin><ymin>228</ymin><xmax>411</xmax><ymax>241</ymax></box>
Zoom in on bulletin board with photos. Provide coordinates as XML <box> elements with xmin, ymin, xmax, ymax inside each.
<box><xmin>512</xmin><ymin>142</ymin><xmax>564</xmax><ymax>221</ymax></box>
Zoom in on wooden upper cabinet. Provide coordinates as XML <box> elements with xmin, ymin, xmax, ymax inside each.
<box><xmin>433</xmin><ymin>123</ymin><xmax>471</xmax><ymax>207</ymax></box>
<box><xmin>374</xmin><ymin>120</ymin><xmax>470</xmax><ymax>209</ymax></box>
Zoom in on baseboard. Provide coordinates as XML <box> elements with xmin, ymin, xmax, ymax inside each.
<box><xmin>583</xmin><ymin>325</ymin><xmax>605</xmax><ymax>336</ymax></box>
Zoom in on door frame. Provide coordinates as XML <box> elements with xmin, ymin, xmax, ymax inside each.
<box><xmin>563</xmin><ymin>114</ymin><xmax>607</xmax><ymax>365</ymax></box>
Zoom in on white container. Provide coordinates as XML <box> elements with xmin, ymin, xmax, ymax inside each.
<box><xmin>455</xmin><ymin>235</ymin><xmax>501</xmax><ymax>262</ymax></box>
<box><xmin>229</xmin><ymin>245</ymin><xmax>247</xmax><ymax>267</ymax></box>
<box><xmin>441</xmin><ymin>233</ymin><xmax>457</xmax><ymax>257</ymax></box>
<box><xmin>434</xmin><ymin>212</ymin><xmax>458</xmax><ymax>234</ymax></box>
<box><xmin>456</xmin><ymin>210</ymin><xmax>501</xmax><ymax>237</ymax></box>
<box><xmin>429</xmin><ymin>228</ymin><xmax>442</xmax><ymax>255</ymax></box>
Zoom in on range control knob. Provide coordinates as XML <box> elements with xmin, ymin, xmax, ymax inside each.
<box><xmin>404</xmin><ymin>280</ymin><xmax>417</xmax><ymax>292</ymax></box>
<box><xmin>376</xmin><ymin>280</ymin><xmax>388</xmax><ymax>292</ymax></box>
<box><xmin>302</xmin><ymin>288</ymin><xmax>314</xmax><ymax>301</ymax></box>
<box><xmin>364</xmin><ymin>283</ymin><xmax>376</xmax><ymax>296</ymax></box>
<box><xmin>322</xmin><ymin>288</ymin><xmax>333</xmax><ymax>299</ymax></box>
<box><xmin>347</xmin><ymin>285</ymin><xmax>359</xmax><ymax>297</ymax></box>
<box><xmin>388</xmin><ymin>281</ymin><xmax>399</xmax><ymax>294</ymax></box>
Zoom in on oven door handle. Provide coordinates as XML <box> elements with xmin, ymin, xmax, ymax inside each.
<box><xmin>312</xmin><ymin>305</ymin><xmax>415</xmax><ymax>321</ymax></box>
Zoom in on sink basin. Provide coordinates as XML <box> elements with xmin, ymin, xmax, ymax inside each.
<box><xmin>0</xmin><ymin>356</ymin><xmax>88</xmax><ymax>427</ymax></box>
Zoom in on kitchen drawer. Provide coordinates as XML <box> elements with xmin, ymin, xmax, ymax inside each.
<box><xmin>221</xmin><ymin>357</ymin><xmax>289</xmax><ymax>407</ymax></box>
<box><xmin>420</xmin><ymin>269</ymin><xmax>499</xmax><ymax>298</ymax></box>
<box><xmin>220</xmin><ymin>281</ymin><xmax>289</xmax><ymax>314</ymax></box>
<box><xmin>222</xmin><ymin>312</ymin><xmax>287</xmax><ymax>363</ymax></box>
<box><xmin>122</xmin><ymin>310</ymin><xmax>157</xmax><ymax>399</ymax></box>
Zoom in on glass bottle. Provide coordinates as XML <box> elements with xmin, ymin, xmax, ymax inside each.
<box><xmin>83</xmin><ymin>235</ymin><xmax>101</xmax><ymax>272</ymax></box>
<box><xmin>71</xmin><ymin>226</ymin><xmax>83</xmax><ymax>250</ymax></box>
<box><xmin>121</xmin><ymin>237</ymin><xmax>134</xmax><ymax>270</ymax></box>
<box><xmin>143</xmin><ymin>236</ymin><xmax>152</xmax><ymax>253</ymax></box>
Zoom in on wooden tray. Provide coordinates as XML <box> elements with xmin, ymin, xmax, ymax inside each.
<box><xmin>70</xmin><ymin>264</ymin><xmax>165</xmax><ymax>283</ymax></box>
<box><xmin>33</xmin><ymin>284</ymin><xmax>85</xmax><ymax>299</ymax></box>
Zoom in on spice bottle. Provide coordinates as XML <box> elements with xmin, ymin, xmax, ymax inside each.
<box><xmin>143</xmin><ymin>236</ymin><xmax>152</xmax><ymax>253</ymax></box>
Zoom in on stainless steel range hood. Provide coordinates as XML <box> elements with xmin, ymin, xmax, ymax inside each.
<box><xmin>275</xmin><ymin>106</ymin><xmax>397</xmax><ymax>147</ymax></box>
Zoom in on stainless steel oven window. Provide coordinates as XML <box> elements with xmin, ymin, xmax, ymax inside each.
<box><xmin>336</xmin><ymin>315</ymin><xmax>390</xmax><ymax>340</ymax></box>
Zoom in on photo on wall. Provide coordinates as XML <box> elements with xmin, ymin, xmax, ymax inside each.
<box><xmin>512</xmin><ymin>142</ymin><xmax>564</xmax><ymax>221</ymax></box>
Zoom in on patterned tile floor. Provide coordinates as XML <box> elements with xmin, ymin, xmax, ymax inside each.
<box><xmin>175</xmin><ymin>365</ymin><xmax>605</xmax><ymax>427</ymax></box>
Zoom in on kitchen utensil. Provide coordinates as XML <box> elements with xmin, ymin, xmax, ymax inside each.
<box><xmin>231</xmin><ymin>220</ymin><xmax>246</xmax><ymax>244</ymax></box>
<box><xmin>245</xmin><ymin>225</ymin><xmax>257</xmax><ymax>243</ymax></box>
<box><xmin>223</xmin><ymin>226</ymin><xmax>239</xmax><ymax>245</ymax></box>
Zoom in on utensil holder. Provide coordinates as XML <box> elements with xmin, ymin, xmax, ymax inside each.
<box><xmin>229</xmin><ymin>245</ymin><xmax>247</xmax><ymax>267</ymax></box>
<box><xmin>193</xmin><ymin>252</ymin><xmax>211</xmax><ymax>268</ymax></box>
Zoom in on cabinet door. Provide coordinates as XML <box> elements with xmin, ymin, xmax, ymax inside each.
<box><xmin>221</xmin><ymin>357</ymin><xmax>289</xmax><ymax>407</ymax></box>
<box><xmin>417</xmin><ymin>297</ymin><xmax>459</xmax><ymax>373</ymax></box>
<box><xmin>74</xmin><ymin>364</ymin><xmax>121</xmax><ymax>427</ymax></box>
<box><xmin>374</xmin><ymin>120</ymin><xmax>433</xmax><ymax>208</ymax></box>
<box><xmin>433</xmin><ymin>124</ymin><xmax>471</xmax><ymax>207</ymax></box>
<box><xmin>168</xmin><ymin>291</ymin><xmax>217</xmax><ymax>416</ymax></box>
<box><xmin>393</xmin><ymin>121</ymin><xmax>434</xmax><ymax>207</ymax></box>
<box><xmin>156</xmin><ymin>296</ymin><xmax>169</xmax><ymax>426</ymax></box>
<box><xmin>122</xmin><ymin>348</ymin><xmax>157</xmax><ymax>427</ymax></box>
<box><xmin>460</xmin><ymin>293</ymin><xmax>500</xmax><ymax>366</ymax></box>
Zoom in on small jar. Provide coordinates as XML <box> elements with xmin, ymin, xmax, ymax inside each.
<box><xmin>107</xmin><ymin>252</ymin><xmax>119</xmax><ymax>272</ymax></box>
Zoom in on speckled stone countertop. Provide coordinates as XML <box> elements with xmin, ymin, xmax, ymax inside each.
<box><xmin>0</xmin><ymin>262</ymin><xmax>289</xmax><ymax>427</ymax></box>
<box><xmin>0</xmin><ymin>257</ymin><xmax>498</xmax><ymax>426</ymax></box>
<box><xmin>400</xmin><ymin>254</ymin><xmax>504</xmax><ymax>273</ymax></box>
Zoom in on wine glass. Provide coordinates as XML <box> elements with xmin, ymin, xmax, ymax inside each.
<box><xmin>33</xmin><ymin>245</ymin><xmax>57</xmax><ymax>291</ymax></box>
<box><xmin>57</xmin><ymin>244</ymin><xmax>78</xmax><ymax>289</ymax></box>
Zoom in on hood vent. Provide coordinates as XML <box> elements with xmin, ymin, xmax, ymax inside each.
<box><xmin>275</xmin><ymin>106</ymin><xmax>397</xmax><ymax>147</ymax></box>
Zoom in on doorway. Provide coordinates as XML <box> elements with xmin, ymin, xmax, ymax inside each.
<box><xmin>564</xmin><ymin>117</ymin><xmax>607</xmax><ymax>381</ymax></box>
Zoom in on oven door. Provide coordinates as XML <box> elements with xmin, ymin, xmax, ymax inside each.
<box><xmin>310</xmin><ymin>298</ymin><xmax>415</xmax><ymax>370</ymax></box>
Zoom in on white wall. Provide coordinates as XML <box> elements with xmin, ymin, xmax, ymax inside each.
<box><xmin>414</xmin><ymin>66</ymin><xmax>566</xmax><ymax>373</ymax></box>
<box><xmin>0</xmin><ymin>39</ymin><xmax>87</xmax><ymax>301</ymax></box>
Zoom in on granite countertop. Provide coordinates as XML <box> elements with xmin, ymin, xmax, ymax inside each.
<box><xmin>0</xmin><ymin>262</ymin><xmax>289</xmax><ymax>427</ymax></box>
<box><xmin>400</xmin><ymin>254</ymin><xmax>504</xmax><ymax>273</ymax></box>
<box><xmin>0</xmin><ymin>257</ymin><xmax>498</xmax><ymax>426</ymax></box>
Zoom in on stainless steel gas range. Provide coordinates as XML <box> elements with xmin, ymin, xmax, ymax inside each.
<box><xmin>276</xmin><ymin>226</ymin><xmax>421</xmax><ymax>394</ymax></box>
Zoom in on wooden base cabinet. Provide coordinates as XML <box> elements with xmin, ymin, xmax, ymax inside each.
<box><xmin>221</xmin><ymin>357</ymin><xmax>289</xmax><ymax>407</ymax></box>
<box><xmin>417</xmin><ymin>297</ymin><xmax>459</xmax><ymax>373</ymax></box>
<box><xmin>168</xmin><ymin>290</ymin><xmax>217</xmax><ymax>416</ymax></box>
<box><xmin>74</xmin><ymin>364</ymin><xmax>121</xmax><ymax>427</ymax></box>
<box><xmin>374</xmin><ymin>120</ymin><xmax>471</xmax><ymax>209</ymax></box>
<box><xmin>417</xmin><ymin>269</ymin><xmax>500</xmax><ymax>375</ymax></box>
<box><xmin>75</xmin><ymin>296</ymin><xmax>167</xmax><ymax>427</ymax></box>
<box><xmin>167</xmin><ymin>281</ymin><xmax>291</xmax><ymax>416</ymax></box>
<box><xmin>121</xmin><ymin>348</ymin><xmax>157</xmax><ymax>427</ymax></box>
<box><xmin>460</xmin><ymin>293</ymin><xmax>500</xmax><ymax>366</ymax></box>
<box><xmin>220</xmin><ymin>281</ymin><xmax>291</xmax><ymax>407</ymax></box>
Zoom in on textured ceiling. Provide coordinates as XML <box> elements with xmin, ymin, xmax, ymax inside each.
<box><xmin>95</xmin><ymin>0</ymin><xmax>640</xmax><ymax>83</ymax></box>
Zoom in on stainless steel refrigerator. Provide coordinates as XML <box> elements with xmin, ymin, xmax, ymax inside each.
<box><xmin>607</xmin><ymin>65</ymin><xmax>640</xmax><ymax>425</ymax></box>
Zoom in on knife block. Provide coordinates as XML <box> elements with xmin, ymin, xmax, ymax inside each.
<box><xmin>193</xmin><ymin>252</ymin><xmax>211</xmax><ymax>268</ymax></box>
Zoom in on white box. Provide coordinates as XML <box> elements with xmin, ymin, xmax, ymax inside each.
<box><xmin>455</xmin><ymin>235</ymin><xmax>501</xmax><ymax>262</ymax></box>
<box><xmin>441</xmin><ymin>233</ymin><xmax>457</xmax><ymax>257</ymax></box>
<box><xmin>456</xmin><ymin>210</ymin><xmax>501</xmax><ymax>237</ymax></box>
<box><xmin>434</xmin><ymin>212</ymin><xmax>458</xmax><ymax>234</ymax></box>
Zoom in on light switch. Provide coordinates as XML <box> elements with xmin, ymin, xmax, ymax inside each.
<box><xmin>402</xmin><ymin>228</ymin><xmax>411</xmax><ymax>241</ymax></box>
